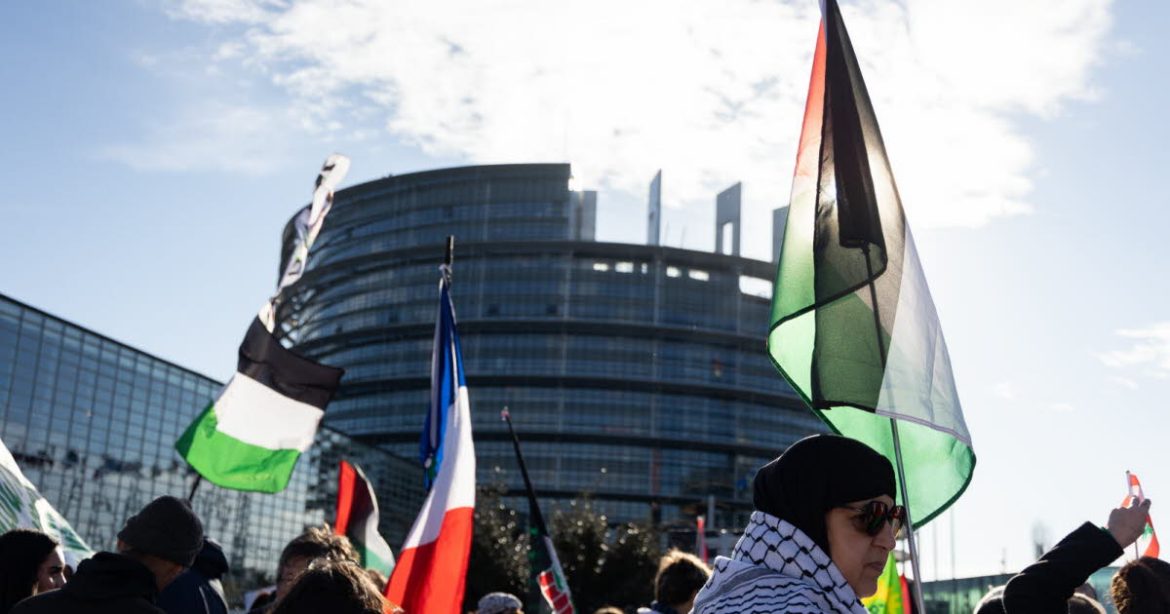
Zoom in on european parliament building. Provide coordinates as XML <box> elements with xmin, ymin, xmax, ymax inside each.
<box><xmin>276</xmin><ymin>163</ymin><xmax>824</xmax><ymax>532</ymax></box>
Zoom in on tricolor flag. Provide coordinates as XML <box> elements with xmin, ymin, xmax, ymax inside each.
<box><xmin>767</xmin><ymin>0</ymin><xmax>975</xmax><ymax>527</ymax></box>
<box><xmin>176</xmin><ymin>155</ymin><xmax>349</xmax><ymax>493</ymax></box>
<box><xmin>502</xmin><ymin>409</ymin><xmax>575</xmax><ymax>614</ymax></box>
<box><xmin>0</xmin><ymin>435</ymin><xmax>93</xmax><ymax>567</ymax></box>
<box><xmin>1124</xmin><ymin>471</ymin><xmax>1159</xmax><ymax>558</ymax></box>
<box><xmin>385</xmin><ymin>265</ymin><xmax>476</xmax><ymax>613</ymax></box>
<box><xmin>862</xmin><ymin>553</ymin><xmax>909</xmax><ymax>614</ymax></box>
<box><xmin>336</xmin><ymin>460</ymin><xmax>396</xmax><ymax>576</ymax></box>
<box><xmin>175</xmin><ymin>317</ymin><xmax>344</xmax><ymax>492</ymax></box>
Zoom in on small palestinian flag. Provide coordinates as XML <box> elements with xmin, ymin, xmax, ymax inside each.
<box><xmin>1124</xmin><ymin>471</ymin><xmax>1160</xmax><ymax>558</ymax></box>
<box><xmin>176</xmin><ymin>317</ymin><xmax>343</xmax><ymax>493</ymax></box>
<box><xmin>336</xmin><ymin>460</ymin><xmax>395</xmax><ymax>575</ymax></box>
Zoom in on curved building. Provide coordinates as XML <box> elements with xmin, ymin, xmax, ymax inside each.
<box><xmin>278</xmin><ymin>163</ymin><xmax>824</xmax><ymax>531</ymax></box>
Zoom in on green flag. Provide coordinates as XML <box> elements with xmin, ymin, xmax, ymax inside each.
<box><xmin>861</xmin><ymin>554</ymin><xmax>906</xmax><ymax>614</ymax></box>
<box><xmin>768</xmin><ymin>0</ymin><xmax>974</xmax><ymax>527</ymax></box>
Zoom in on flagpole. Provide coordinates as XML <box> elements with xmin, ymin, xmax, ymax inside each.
<box><xmin>500</xmin><ymin>407</ymin><xmax>545</xmax><ymax>525</ymax></box>
<box><xmin>863</xmin><ymin>244</ymin><xmax>928</xmax><ymax>614</ymax></box>
<box><xmin>187</xmin><ymin>474</ymin><xmax>203</xmax><ymax>504</ymax></box>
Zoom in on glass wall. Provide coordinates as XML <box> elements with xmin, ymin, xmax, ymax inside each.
<box><xmin>0</xmin><ymin>294</ymin><xmax>423</xmax><ymax>603</ymax></box>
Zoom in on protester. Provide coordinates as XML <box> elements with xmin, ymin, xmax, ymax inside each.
<box><xmin>973</xmin><ymin>585</ymin><xmax>1006</xmax><ymax>614</ymax></box>
<box><xmin>690</xmin><ymin>434</ymin><xmax>899</xmax><ymax>613</ymax></box>
<box><xmin>638</xmin><ymin>549</ymin><xmax>709</xmax><ymax>614</ymax></box>
<box><xmin>1110</xmin><ymin>556</ymin><xmax>1170</xmax><ymax>613</ymax></box>
<box><xmin>0</xmin><ymin>529</ymin><xmax>66</xmax><ymax>613</ymax></box>
<box><xmin>273</xmin><ymin>526</ymin><xmax>359</xmax><ymax>603</ymax></box>
<box><xmin>1003</xmin><ymin>497</ymin><xmax>1151</xmax><ymax>613</ymax></box>
<box><xmin>269</xmin><ymin>559</ymin><xmax>388</xmax><ymax>614</ymax></box>
<box><xmin>12</xmin><ymin>495</ymin><xmax>203</xmax><ymax>614</ymax></box>
<box><xmin>156</xmin><ymin>538</ymin><xmax>229</xmax><ymax>614</ymax></box>
<box><xmin>476</xmin><ymin>591</ymin><xmax>523</xmax><ymax>614</ymax></box>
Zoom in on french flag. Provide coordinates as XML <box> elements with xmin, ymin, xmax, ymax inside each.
<box><xmin>385</xmin><ymin>265</ymin><xmax>476</xmax><ymax>612</ymax></box>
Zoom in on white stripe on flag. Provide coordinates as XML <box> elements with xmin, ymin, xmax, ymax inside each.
<box><xmin>215</xmin><ymin>372</ymin><xmax>324</xmax><ymax>451</ymax></box>
<box><xmin>400</xmin><ymin>385</ymin><xmax>475</xmax><ymax>548</ymax></box>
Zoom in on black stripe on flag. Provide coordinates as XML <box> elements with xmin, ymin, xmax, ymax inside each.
<box><xmin>238</xmin><ymin>317</ymin><xmax>344</xmax><ymax>410</ymax></box>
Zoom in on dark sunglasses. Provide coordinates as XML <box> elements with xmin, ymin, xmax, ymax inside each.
<box><xmin>840</xmin><ymin>500</ymin><xmax>906</xmax><ymax>537</ymax></box>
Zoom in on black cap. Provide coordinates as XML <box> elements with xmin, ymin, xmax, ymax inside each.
<box><xmin>117</xmin><ymin>496</ymin><xmax>204</xmax><ymax>567</ymax></box>
<box><xmin>752</xmin><ymin>434</ymin><xmax>895</xmax><ymax>554</ymax></box>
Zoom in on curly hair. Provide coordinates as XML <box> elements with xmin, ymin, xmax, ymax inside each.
<box><xmin>0</xmin><ymin>529</ymin><xmax>59</xmax><ymax>613</ymax></box>
<box><xmin>1111</xmin><ymin>557</ymin><xmax>1170</xmax><ymax>614</ymax></box>
<box><xmin>270</xmin><ymin>559</ymin><xmax>388</xmax><ymax>614</ymax></box>
<box><xmin>278</xmin><ymin>525</ymin><xmax>359</xmax><ymax>570</ymax></box>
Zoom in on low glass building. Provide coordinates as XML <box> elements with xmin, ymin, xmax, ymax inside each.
<box><xmin>0</xmin><ymin>293</ymin><xmax>422</xmax><ymax>600</ymax></box>
<box><xmin>278</xmin><ymin>163</ymin><xmax>825</xmax><ymax>533</ymax></box>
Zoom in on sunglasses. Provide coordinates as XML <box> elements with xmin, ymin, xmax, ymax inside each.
<box><xmin>840</xmin><ymin>500</ymin><xmax>906</xmax><ymax>537</ymax></box>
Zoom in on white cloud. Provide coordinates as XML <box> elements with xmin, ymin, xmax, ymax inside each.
<box><xmin>164</xmin><ymin>0</ymin><xmax>1115</xmax><ymax>239</ymax></box>
<box><xmin>1099</xmin><ymin>323</ymin><xmax>1170</xmax><ymax>382</ymax></box>
<box><xmin>1047</xmin><ymin>402</ymin><xmax>1075</xmax><ymax>413</ymax></box>
<box><xmin>992</xmin><ymin>381</ymin><xmax>1016</xmax><ymax>400</ymax></box>
<box><xmin>100</xmin><ymin>102</ymin><xmax>294</xmax><ymax>174</ymax></box>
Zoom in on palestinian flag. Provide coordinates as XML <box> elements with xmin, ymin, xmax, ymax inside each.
<box><xmin>768</xmin><ymin>0</ymin><xmax>975</xmax><ymax>527</ymax></box>
<box><xmin>176</xmin><ymin>317</ymin><xmax>343</xmax><ymax>493</ymax></box>
<box><xmin>1124</xmin><ymin>471</ymin><xmax>1160</xmax><ymax>558</ymax></box>
<box><xmin>862</xmin><ymin>553</ymin><xmax>909</xmax><ymax>614</ymax></box>
<box><xmin>386</xmin><ymin>266</ymin><xmax>475</xmax><ymax>613</ymax></box>
<box><xmin>336</xmin><ymin>460</ymin><xmax>396</xmax><ymax>575</ymax></box>
<box><xmin>502</xmin><ymin>409</ymin><xmax>574</xmax><ymax>614</ymax></box>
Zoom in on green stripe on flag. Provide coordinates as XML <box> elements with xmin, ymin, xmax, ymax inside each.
<box><xmin>176</xmin><ymin>403</ymin><xmax>302</xmax><ymax>493</ymax></box>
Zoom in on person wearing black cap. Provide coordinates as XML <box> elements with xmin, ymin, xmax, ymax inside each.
<box><xmin>691</xmin><ymin>434</ymin><xmax>901</xmax><ymax>613</ymax></box>
<box><xmin>12</xmin><ymin>495</ymin><xmax>204</xmax><ymax>614</ymax></box>
<box><xmin>156</xmin><ymin>538</ymin><xmax>229</xmax><ymax>614</ymax></box>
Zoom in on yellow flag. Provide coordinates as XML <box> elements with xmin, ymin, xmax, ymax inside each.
<box><xmin>861</xmin><ymin>553</ymin><xmax>905</xmax><ymax>614</ymax></box>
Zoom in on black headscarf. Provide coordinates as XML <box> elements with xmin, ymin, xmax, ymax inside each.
<box><xmin>752</xmin><ymin>434</ymin><xmax>895</xmax><ymax>554</ymax></box>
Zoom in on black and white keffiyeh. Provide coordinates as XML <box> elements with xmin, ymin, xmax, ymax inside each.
<box><xmin>690</xmin><ymin>511</ymin><xmax>867</xmax><ymax>614</ymax></box>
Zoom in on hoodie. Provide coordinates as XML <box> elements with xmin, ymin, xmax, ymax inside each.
<box><xmin>10</xmin><ymin>552</ymin><xmax>164</xmax><ymax>614</ymax></box>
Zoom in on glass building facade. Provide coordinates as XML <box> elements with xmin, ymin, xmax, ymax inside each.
<box><xmin>0</xmin><ymin>293</ymin><xmax>423</xmax><ymax>601</ymax></box>
<box><xmin>277</xmin><ymin>163</ymin><xmax>826</xmax><ymax>532</ymax></box>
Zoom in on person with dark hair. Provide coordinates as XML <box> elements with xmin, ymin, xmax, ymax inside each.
<box><xmin>641</xmin><ymin>549</ymin><xmax>709</xmax><ymax>614</ymax></box>
<box><xmin>974</xmin><ymin>585</ymin><xmax>1006</xmax><ymax>614</ymax></box>
<box><xmin>269</xmin><ymin>560</ymin><xmax>387</xmax><ymax>614</ymax></box>
<box><xmin>0</xmin><ymin>530</ymin><xmax>65</xmax><ymax>613</ymax></box>
<box><xmin>156</xmin><ymin>538</ymin><xmax>230</xmax><ymax>614</ymax></box>
<box><xmin>1111</xmin><ymin>556</ymin><xmax>1170</xmax><ymax>614</ymax></box>
<box><xmin>1003</xmin><ymin>498</ymin><xmax>1150</xmax><ymax>614</ymax></box>
<box><xmin>691</xmin><ymin>434</ymin><xmax>900</xmax><ymax>613</ymax></box>
<box><xmin>12</xmin><ymin>495</ymin><xmax>204</xmax><ymax>614</ymax></box>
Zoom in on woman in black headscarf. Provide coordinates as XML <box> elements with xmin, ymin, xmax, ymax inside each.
<box><xmin>691</xmin><ymin>434</ymin><xmax>903</xmax><ymax>614</ymax></box>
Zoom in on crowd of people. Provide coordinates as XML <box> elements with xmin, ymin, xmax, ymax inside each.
<box><xmin>1</xmin><ymin>435</ymin><xmax>1167</xmax><ymax>613</ymax></box>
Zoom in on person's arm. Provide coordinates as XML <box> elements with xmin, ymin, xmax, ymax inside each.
<box><xmin>1003</xmin><ymin>499</ymin><xmax>1150</xmax><ymax>613</ymax></box>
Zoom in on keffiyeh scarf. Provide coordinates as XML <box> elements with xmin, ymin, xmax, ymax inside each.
<box><xmin>690</xmin><ymin>511</ymin><xmax>867</xmax><ymax>614</ymax></box>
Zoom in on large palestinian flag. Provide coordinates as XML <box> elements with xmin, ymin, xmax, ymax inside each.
<box><xmin>336</xmin><ymin>460</ymin><xmax>395</xmax><ymax>575</ymax></box>
<box><xmin>767</xmin><ymin>0</ymin><xmax>974</xmax><ymax>527</ymax></box>
<box><xmin>176</xmin><ymin>317</ymin><xmax>343</xmax><ymax>493</ymax></box>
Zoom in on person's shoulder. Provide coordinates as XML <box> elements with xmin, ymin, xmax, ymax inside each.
<box><xmin>10</xmin><ymin>589</ymin><xmax>70</xmax><ymax>613</ymax></box>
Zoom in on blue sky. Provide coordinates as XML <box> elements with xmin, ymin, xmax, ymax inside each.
<box><xmin>3</xmin><ymin>0</ymin><xmax>1169</xmax><ymax>580</ymax></box>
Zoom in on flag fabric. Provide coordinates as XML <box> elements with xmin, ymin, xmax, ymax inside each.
<box><xmin>176</xmin><ymin>155</ymin><xmax>349</xmax><ymax>494</ymax></box>
<box><xmin>260</xmin><ymin>154</ymin><xmax>351</xmax><ymax>331</ymax></box>
<box><xmin>336</xmin><ymin>460</ymin><xmax>396</xmax><ymax>576</ymax></box>
<box><xmin>696</xmin><ymin>516</ymin><xmax>709</xmax><ymax>564</ymax></box>
<box><xmin>175</xmin><ymin>317</ymin><xmax>344</xmax><ymax>492</ymax></box>
<box><xmin>1124</xmin><ymin>471</ymin><xmax>1160</xmax><ymax>558</ymax></box>
<box><xmin>386</xmin><ymin>266</ymin><xmax>476</xmax><ymax>613</ymax></box>
<box><xmin>502</xmin><ymin>409</ymin><xmax>575</xmax><ymax>614</ymax></box>
<box><xmin>0</xmin><ymin>435</ymin><xmax>93</xmax><ymax>566</ymax></box>
<box><xmin>861</xmin><ymin>553</ymin><xmax>907</xmax><ymax>614</ymax></box>
<box><xmin>767</xmin><ymin>0</ymin><xmax>975</xmax><ymax>527</ymax></box>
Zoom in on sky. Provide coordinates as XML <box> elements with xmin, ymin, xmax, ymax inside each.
<box><xmin>2</xmin><ymin>0</ymin><xmax>1169</xmax><ymax>580</ymax></box>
